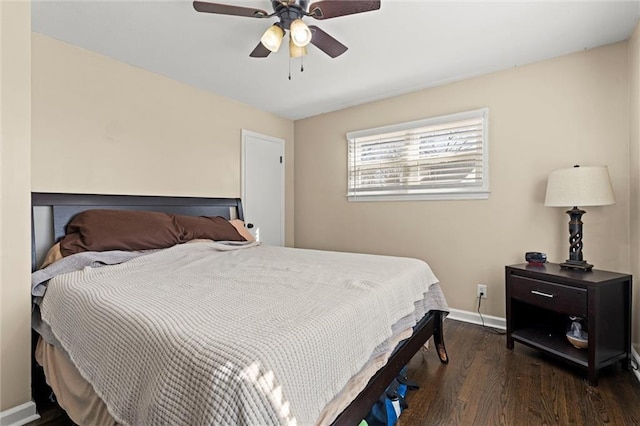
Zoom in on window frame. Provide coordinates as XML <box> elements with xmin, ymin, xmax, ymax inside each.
<box><xmin>346</xmin><ymin>108</ymin><xmax>490</xmax><ymax>202</ymax></box>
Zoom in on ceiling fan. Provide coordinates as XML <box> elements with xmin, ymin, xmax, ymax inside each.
<box><xmin>193</xmin><ymin>0</ymin><xmax>381</xmax><ymax>59</ymax></box>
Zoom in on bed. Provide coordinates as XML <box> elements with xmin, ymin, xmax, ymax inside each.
<box><xmin>30</xmin><ymin>192</ymin><xmax>449</xmax><ymax>426</ymax></box>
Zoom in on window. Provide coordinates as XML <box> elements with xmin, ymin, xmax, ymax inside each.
<box><xmin>347</xmin><ymin>108</ymin><xmax>489</xmax><ymax>201</ymax></box>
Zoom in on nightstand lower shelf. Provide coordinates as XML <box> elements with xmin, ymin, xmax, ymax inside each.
<box><xmin>511</xmin><ymin>327</ymin><xmax>587</xmax><ymax>367</ymax></box>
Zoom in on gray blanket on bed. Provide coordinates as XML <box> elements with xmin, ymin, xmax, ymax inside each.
<box><xmin>32</xmin><ymin>250</ymin><xmax>150</xmax><ymax>297</ymax></box>
<box><xmin>32</xmin><ymin>241</ymin><xmax>259</xmax><ymax>297</ymax></box>
<box><xmin>36</xmin><ymin>242</ymin><xmax>447</xmax><ymax>425</ymax></box>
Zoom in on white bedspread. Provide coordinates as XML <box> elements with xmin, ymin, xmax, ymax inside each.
<box><xmin>39</xmin><ymin>242</ymin><xmax>446</xmax><ymax>426</ymax></box>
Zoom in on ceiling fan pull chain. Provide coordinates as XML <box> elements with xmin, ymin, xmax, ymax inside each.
<box><xmin>300</xmin><ymin>56</ymin><xmax>304</xmax><ymax>73</ymax></box>
<box><xmin>288</xmin><ymin>55</ymin><xmax>292</xmax><ymax>80</ymax></box>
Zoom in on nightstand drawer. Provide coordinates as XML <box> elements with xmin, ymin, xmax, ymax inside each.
<box><xmin>510</xmin><ymin>275</ymin><xmax>587</xmax><ymax>316</ymax></box>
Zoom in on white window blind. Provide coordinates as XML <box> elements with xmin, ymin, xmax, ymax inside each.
<box><xmin>347</xmin><ymin>108</ymin><xmax>489</xmax><ymax>201</ymax></box>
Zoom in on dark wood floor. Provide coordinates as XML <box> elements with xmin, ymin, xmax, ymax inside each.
<box><xmin>30</xmin><ymin>319</ymin><xmax>640</xmax><ymax>425</ymax></box>
<box><xmin>400</xmin><ymin>320</ymin><xmax>640</xmax><ymax>425</ymax></box>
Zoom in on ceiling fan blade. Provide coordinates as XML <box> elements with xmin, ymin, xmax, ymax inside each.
<box><xmin>249</xmin><ymin>42</ymin><xmax>272</xmax><ymax>58</ymax></box>
<box><xmin>308</xmin><ymin>25</ymin><xmax>347</xmax><ymax>58</ymax></box>
<box><xmin>308</xmin><ymin>0</ymin><xmax>380</xmax><ymax>19</ymax></box>
<box><xmin>193</xmin><ymin>1</ymin><xmax>270</xmax><ymax>18</ymax></box>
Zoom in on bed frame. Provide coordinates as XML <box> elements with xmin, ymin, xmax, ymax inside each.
<box><xmin>30</xmin><ymin>192</ymin><xmax>448</xmax><ymax>425</ymax></box>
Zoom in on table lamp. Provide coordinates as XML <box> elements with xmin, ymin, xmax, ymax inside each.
<box><xmin>544</xmin><ymin>165</ymin><xmax>615</xmax><ymax>271</ymax></box>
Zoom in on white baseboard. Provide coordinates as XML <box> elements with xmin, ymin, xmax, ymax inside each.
<box><xmin>0</xmin><ymin>401</ymin><xmax>39</xmax><ymax>426</ymax></box>
<box><xmin>446</xmin><ymin>307</ymin><xmax>506</xmax><ymax>330</ymax></box>
<box><xmin>632</xmin><ymin>346</ymin><xmax>640</xmax><ymax>384</ymax></box>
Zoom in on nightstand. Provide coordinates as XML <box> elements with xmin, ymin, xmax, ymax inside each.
<box><xmin>505</xmin><ymin>263</ymin><xmax>632</xmax><ymax>385</ymax></box>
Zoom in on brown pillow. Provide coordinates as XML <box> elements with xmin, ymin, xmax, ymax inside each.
<box><xmin>60</xmin><ymin>209</ymin><xmax>185</xmax><ymax>256</ymax></box>
<box><xmin>172</xmin><ymin>215</ymin><xmax>246</xmax><ymax>242</ymax></box>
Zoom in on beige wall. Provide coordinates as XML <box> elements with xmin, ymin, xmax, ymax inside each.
<box><xmin>629</xmin><ymin>21</ymin><xmax>640</xmax><ymax>352</ymax></box>
<box><xmin>0</xmin><ymin>1</ymin><xmax>33</xmax><ymax>412</ymax></box>
<box><xmin>294</xmin><ymin>43</ymin><xmax>630</xmax><ymax>318</ymax></box>
<box><xmin>31</xmin><ymin>33</ymin><xmax>295</xmax><ymax>246</ymax></box>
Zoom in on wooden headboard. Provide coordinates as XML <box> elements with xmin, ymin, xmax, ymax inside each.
<box><xmin>31</xmin><ymin>192</ymin><xmax>244</xmax><ymax>270</ymax></box>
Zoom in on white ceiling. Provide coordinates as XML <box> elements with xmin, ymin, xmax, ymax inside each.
<box><xmin>32</xmin><ymin>0</ymin><xmax>640</xmax><ymax>120</ymax></box>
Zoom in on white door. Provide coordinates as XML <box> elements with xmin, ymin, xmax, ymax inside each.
<box><xmin>242</xmin><ymin>130</ymin><xmax>284</xmax><ymax>246</ymax></box>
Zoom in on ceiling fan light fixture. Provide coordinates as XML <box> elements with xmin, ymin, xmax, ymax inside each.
<box><xmin>289</xmin><ymin>36</ymin><xmax>308</xmax><ymax>58</ymax></box>
<box><xmin>260</xmin><ymin>24</ymin><xmax>284</xmax><ymax>52</ymax></box>
<box><xmin>289</xmin><ymin>19</ymin><xmax>312</xmax><ymax>47</ymax></box>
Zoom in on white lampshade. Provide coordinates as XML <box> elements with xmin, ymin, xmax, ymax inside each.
<box><xmin>260</xmin><ymin>24</ymin><xmax>284</xmax><ymax>52</ymax></box>
<box><xmin>544</xmin><ymin>165</ymin><xmax>615</xmax><ymax>207</ymax></box>
<box><xmin>289</xmin><ymin>36</ymin><xmax>308</xmax><ymax>58</ymax></box>
<box><xmin>289</xmin><ymin>19</ymin><xmax>312</xmax><ymax>47</ymax></box>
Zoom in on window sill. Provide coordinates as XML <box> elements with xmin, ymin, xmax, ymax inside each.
<box><xmin>347</xmin><ymin>191</ymin><xmax>490</xmax><ymax>202</ymax></box>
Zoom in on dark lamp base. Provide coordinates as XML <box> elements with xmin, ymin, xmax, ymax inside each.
<box><xmin>560</xmin><ymin>259</ymin><xmax>594</xmax><ymax>271</ymax></box>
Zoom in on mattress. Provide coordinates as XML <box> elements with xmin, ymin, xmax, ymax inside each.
<box><xmin>33</xmin><ymin>241</ymin><xmax>448</xmax><ymax>425</ymax></box>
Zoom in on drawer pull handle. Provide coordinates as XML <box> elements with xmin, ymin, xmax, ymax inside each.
<box><xmin>531</xmin><ymin>290</ymin><xmax>554</xmax><ymax>298</ymax></box>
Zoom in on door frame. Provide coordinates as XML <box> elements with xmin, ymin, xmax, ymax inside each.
<box><xmin>241</xmin><ymin>129</ymin><xmax>285</xmax><ymax>245</ymax></box>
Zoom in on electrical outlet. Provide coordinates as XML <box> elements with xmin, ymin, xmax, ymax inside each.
<box><xmin>477</xmin><ymin>284</ymin><xmax>487</xmax><ymax>299</ymax></box>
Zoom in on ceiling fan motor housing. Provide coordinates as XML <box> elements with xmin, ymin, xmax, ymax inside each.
<box><xmin>273</xmin><ymin>0</ymin><xmax>307</xmax><ymax>28</ymax></box>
